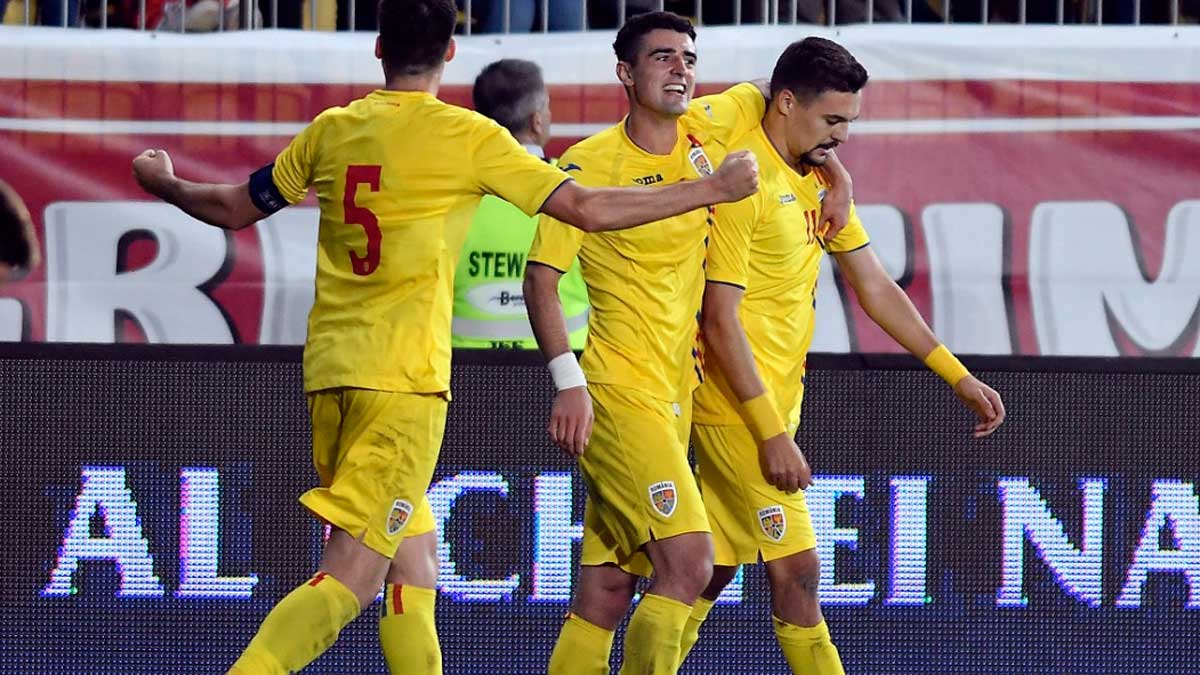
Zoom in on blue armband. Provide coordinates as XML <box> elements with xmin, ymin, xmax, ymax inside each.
<box><xmin>248</xmin><ymin>163</ymin><xmax>288</xmax><ymax>215</ymax></box>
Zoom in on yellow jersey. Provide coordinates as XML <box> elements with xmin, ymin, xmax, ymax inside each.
<box><xmin>270</xmin><ymin>89</ymin><xmax>570</xmax><ymax>394</ymax></box>
<box><xmin>527</xmin><ymin>83</ymin><xmax>765</xmax><ymax>402</ymax></box>
<box><xmin>693</xmin><ymin>124</ymin><xmax>870</xmax><ymax>427</ymax></box>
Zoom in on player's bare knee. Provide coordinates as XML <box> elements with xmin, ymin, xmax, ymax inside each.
<box><xmin>767</xmin><ymin>550</ymin><xmax>822</xmax><ymax>600</ymax></box>
<box><xmin>701</xmin><ymin>565</ymin><xmax>740</xmax><ymax>601</ymax></box>
<box><xmin>386</xmin><ymin>531</ymin><xmax>439</xmax><ymax>587</ymax></box>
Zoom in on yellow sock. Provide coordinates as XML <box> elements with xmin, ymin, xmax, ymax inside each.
<box><xmin>617</xmin><ymin>594</ymin><xmax>692</xmax><ymax>675</ymax></box>
<box><xmin>549</xmin><ymin>612</ymin><xmax>615</xmax><ymax>675</ymax></box>
<box><xmin>773</xmin><ymin>617</ymin><xmax>845</xmax><ymax>675</ymax></box>
<box><xmin>228</xmin><ymin>572</ymin><xmax>361</xmax><ymax>675</ymax></box>
<box><xmin>379</xmin><ymin>584</ymin><xmax>442</xmax><ymax>675</ymax></box>
<box><xmin>678</xmin><ymin>596</ymin><xmax>715</xmax><ymax>666</ymax></box>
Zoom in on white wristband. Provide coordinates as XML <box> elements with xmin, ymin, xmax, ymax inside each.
<box><xmin>547</xmin><ymin>352</ymin><xmax>587</xmax><ymax>391</ymax></box>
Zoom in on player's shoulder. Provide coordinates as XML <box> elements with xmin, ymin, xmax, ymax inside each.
<box><xmin>556</xmin><ymin>123</ymin><xmax>624</xmax><ymax>173</ymax></box>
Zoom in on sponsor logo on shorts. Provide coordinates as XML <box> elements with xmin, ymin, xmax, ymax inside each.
<box><xmin>758</xmin><ymin>505</ymin><xmax>787</xmax><ymax>542</ymax></box>
<box><xmin>648</xmin><ymin>481</ymin><xmax>678</xmax><ymax>517</ymax></box>
<box><xmin>387</xmin><ymin>499</ymin><xmax>413</xmax><ymax>536</ymax></box>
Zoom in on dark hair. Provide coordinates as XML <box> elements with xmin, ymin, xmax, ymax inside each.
<box><xmin>770</xmin><ymin>37</ymin><xmax>869</xmax><ymax>104</ymax></box>
<box><xmin>378</xmin><ymin>0</ymin><xmax>457</xmax><ymax>77</ymax></box>
<box><xmin>0</xmin><ymin>181</ymin><xmax>34</xmax><ymax>270</ymax></box>
<box><xmin>612</xmin><ymin>11</ymin><xmax>696</xmax><ymax>64</ymax></box>
<box><xmin>473</xmin><ymin>59</ymin><xmax>547</xmax><ymax>135</ymax></box>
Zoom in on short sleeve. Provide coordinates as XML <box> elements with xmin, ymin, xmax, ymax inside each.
<box><xmin>825</xmin><ymin>203</ymin><xmax>871</xmax><ymax>253</ymax></box>
<box><xmin>271</xmin><ymin>117</ymin><xmax>322</xmax><ymax>205</ymax></box>
<box><xmin>528</xmin><ymin>212</ymin><xmax>584</xmax><ymax>273</ymax></box>
<box><xmin>690</xmin><ymin>82</ymin><xmax>768</xmax><ymax>147</ymax></box>
<box><xmin>706</xmin><ymin>193</ymin><xmax>762</xmax><ymax>288</ymax></box>
<box><xmin>472</xmin><ymin>120</ymin><xmax>571</xmax><ymax>216</ymax></box>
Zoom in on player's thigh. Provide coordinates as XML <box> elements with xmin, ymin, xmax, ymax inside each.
<box><xmin>580</xmin><ymin>384</ymin><xmax>708</xmax><ymax>559</ymax></box>
<box><xmin>300</xmin><ymin>388</ymin><xmax>448</xmax><ymax>559</ymax></box>
<box><xmin>692</xmin><ymin>423</ymin><xmax>816</xmax><ymax>565</ymax></box>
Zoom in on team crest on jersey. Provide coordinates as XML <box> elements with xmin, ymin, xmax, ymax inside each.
<box><xmin>688</xmin><ymin>146</ymin><xmax>714</xmax><ymax>177</ymax></box>
<box><xmin>758</xmin><ymin>505</ymin><xmax>787</xmax><ymax>542</ymax></box>
<box><xmin>648</xmin><ymin>481</ymin><xmax>678</xmax><ymax>517</ymax></box>
<box><xmin>387</xmin><ymin>499</ymin><xmax>413</xmax><ymax>536</ymax></box>
<box><xmin>816</xmin><ymin>187</ymin><xmax>828</xmax><ymax>202</ymax></box>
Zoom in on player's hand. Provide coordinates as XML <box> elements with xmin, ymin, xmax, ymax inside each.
<box><xmin>953</xmin><ymin>375</ymin><xmax>1006</xmax><ymax>438</ymax></box>
<box><xmin>711</xmin><ymin>150</ymin><xmax>759</xmax><ymax>202</ymax></box>
<box><xmin>549</xmin><ymin>386</ymin><xmax>593</xmax><ymax>458</ymax></box>
<box><xmin>132</xmin><ymin>149</ymin><xmax>176</xmax><ymax>195</ymax></box>
<box><xmin>818</xmin><ymin>157</ymin><xmax>852</xmax><ymax>242</ymax></box>
<box><xmin>759</xmin><ymin>433</ymin><xmax>813</xmax><ymax>493</ymax></box>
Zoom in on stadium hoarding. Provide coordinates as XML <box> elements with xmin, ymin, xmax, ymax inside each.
<box><xmin>3</xmin><ymin>345</ymin><xmax>1198</xmax><ymax>674</ymax></box>
<box><xmin>1</xmin><ymin>26</ymin><xmax>1199</xmax><ymax>356</ymax></box>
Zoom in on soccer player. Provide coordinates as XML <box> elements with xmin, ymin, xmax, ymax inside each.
<box><xmin>680</xmin><ymin>37</ymin><xmax>1006</xmax><ymax>673</ymax></box>
<box><xmin>0</xmin><ymin>179</ymin><xmax>38</xmax><ymax>287</ymax></box>
<box><xmin>452</xmin><ymin>58</ymin><xmax>590</xmax><ymax>350</ymax></box>
<box><xmin>523</xmin><ymin>14</ymin><xmax>852</xmax><ymax>675</ymax></box>
<box><xmin>129</xmin><ymin>1</ymin><xmax>759</xmax><ymax>673</ymax></box>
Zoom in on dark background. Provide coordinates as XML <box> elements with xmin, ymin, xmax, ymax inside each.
<box><xmin>2</xmin><ymin>346</ymin><xmax>1198</xmax><ymax>674</ymax></box>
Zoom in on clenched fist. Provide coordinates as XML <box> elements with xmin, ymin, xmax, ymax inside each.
<box><xmin>131</xmin><ymin>149</ymin><xmax>176</xmax><ymax>196</ymax></box>
<box><xmin>711</xmin><ymin>150</ymin><xmax>759</xmax><ymax>203</ymax></box>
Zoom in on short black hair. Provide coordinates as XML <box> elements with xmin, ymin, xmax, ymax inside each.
<box><xmin>0</xmin><ymin>180</ymin><xmax>35</xmax><ymax>271</ymax></box>
<box><xmin>770</xmin><ymin>37</ymin><xmax>869</xmax><ymax>104</ymax></box>
<box><xmin>473</xmin><ymin>59</ymin><xmax>547</xmax><ymax>136</ymax></box>
<box><xmin>378</xmin><ymin>0</ymin><xmax>457</xmax><ymax>77</ymax></box>
<box><xmin>612</xmin><ymin>11</ymin><xmax>696</xmax><ymax>64</ymax></box>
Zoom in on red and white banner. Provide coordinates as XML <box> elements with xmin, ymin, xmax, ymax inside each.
<box><xmin>2</xmin><ymin>25</ymin><xmax>1199</xmax><ymax>355</ymax></box>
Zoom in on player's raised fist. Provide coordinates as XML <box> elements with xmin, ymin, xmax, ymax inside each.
<box><xmin>711</xmin><ymin>149</ymin><xmax>759</xmax><ymax>203</ymax></box>
<box><xmin>132</xmin><ymin>149</ymin><xmax>176</xmax><ymax>194</ymax></box>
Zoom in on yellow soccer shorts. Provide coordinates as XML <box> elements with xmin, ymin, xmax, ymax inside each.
<box><xmin>691</xmin><ymin>422</ymin><xmax>817</xmax><ymax>566</ymax></box>
<box><xmin>579</xmin><ymin>383</ymin><xmax>710</xmax><ymax>577</ymax></box>
<box><xmin>300</xmin><ymin>388</ymin><xmax>446</xmax><ymax>559</ymax></box>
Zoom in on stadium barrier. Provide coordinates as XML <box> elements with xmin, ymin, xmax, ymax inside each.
<box><xmin>2</xmin><ymin>343</ymin><xmax>1198</xmax><ymax>673</ymax></box>
<box><xmin>1</xmin><ymin>26</ymin><xmax>1199</xmax><ymax>357</ymax></box>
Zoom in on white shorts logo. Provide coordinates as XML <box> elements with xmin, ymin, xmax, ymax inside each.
<box><xmin>387</xmin><ymin>499</ymin><xmax>414</xmax><ymax>536</ymax></box>
<box><xmin>648</xmin><ymin>481</ymin><xmax>678</xmax><ymax>517</ymax></box>
<box><xmin>758</xmin><ymin>505</ymin><xmax>787</xmax><ymax>542</ymax></box>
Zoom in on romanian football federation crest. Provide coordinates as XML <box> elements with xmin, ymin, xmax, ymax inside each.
<box><xmin>758</xmin><ymin>505</ymin><xmax>787</xmax><ymax>542</ymax></box>
<box><xmin>387</xmin><ymin>499</ymin><xmax>414</xmax><ymax>536</ymax></box>
<box><xmin>648</xmin><ymin>481</ymin><xmax>678</xmax><ymax>517</ymax></box>
<box><xmin>688</xmin><ymin>146</ymin><xmax>713</xmax><ymax>177</ymax></box>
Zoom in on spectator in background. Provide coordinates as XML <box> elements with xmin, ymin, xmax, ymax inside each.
<box><xmin>337</xmin><ymin>0</ymin><xmax>377</xmax><ymax>30</ymax></box>
<box><xmin>0</xmin><ymin>180</ymin><xmax>38</xmax><ymax>286</ymax></box>
<box><xmin>453</xmin><ymin>59</ymin><xmax>590</xmax><ymax>350</ymax></box>
<box><xmin>94</xmin><ymin>0</ymin><xmax>258</xmax><ymax>29</ymax></box>
<box><xmin>794</xmin><ymin>0</ymin><xmax>903</xmax><ymax>23</ymax></box>
<box><xmin>472</xmin><ymin>0</ymin><xmax>584</xmax><ymax>32</ymax></box>
<box><xmin>258</xmin><ymin>0</ymin><xmax>301</xmax><ymax>27</ymax></box>
<box><xmin>0</xmin><ymin>0</ymin><xmax>81</xmax><ymax>26</ymax></box>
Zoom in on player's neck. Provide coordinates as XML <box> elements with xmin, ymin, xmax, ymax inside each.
<box><xmin>624</xmin><ymin>107</ymin><xmax>680</xmax><ymax>156</ymax></box>
<box><xmin>383</xmin><ymin>71</ymin><xmax>442</xmax><ymax>97</ymax></box>
<box><xmin>762</xmin><ymin>113</ymin><xmax>802</xmax><ymax>171</ymax></box>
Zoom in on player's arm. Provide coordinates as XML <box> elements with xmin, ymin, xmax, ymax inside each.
<box><xmin>832</xmin><ymin>245</ymin><xmax>1006</xmax><ymax>437</ymax></box>
<box><xmin>524</xmin><ymin>261</ymin><xmax>592</xmax><ymax>458</ymax></box>
<box><xmin>0</xmin><ymin>179</ymin><xmax>39</xmax><ymax>282</ymax></box>
<box><xmin>132</xmin><ymin>150</ymin><xmax>266</xmax><ymax>230</ymax></box>
<box><xmin>701</xmin><ymin>283</ymin><xmax>812</xmax><ymax>493</ymax></box>
<box><xmin>538</xmin><ymin>150</ymin><xmax>758</xmax><ymax>233</ymax></box>
<box><xmin>817</xmin><ymin>151</ymin><xmax>853</xmax><ymax>240</ymax></box>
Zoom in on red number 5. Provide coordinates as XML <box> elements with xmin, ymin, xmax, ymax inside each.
<box><xmin>344</xmin><ymin>165</ymin><xmax>382</xmax><ymax>276</ymax></box>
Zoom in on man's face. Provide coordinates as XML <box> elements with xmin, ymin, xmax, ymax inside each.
<box><xmin>784</xmin><ymin>89</ymin><xmax>861</xmax><ymax>166</ymax></box>
<box><xmin>618</xmin><ymin>29</ymin><xmax>697</xmax><ymax>116</ymax></box>
<box><xmin>535</xmin><ymin>90</ymin><xmax>553</xmax><ymax>148</ymax></box>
